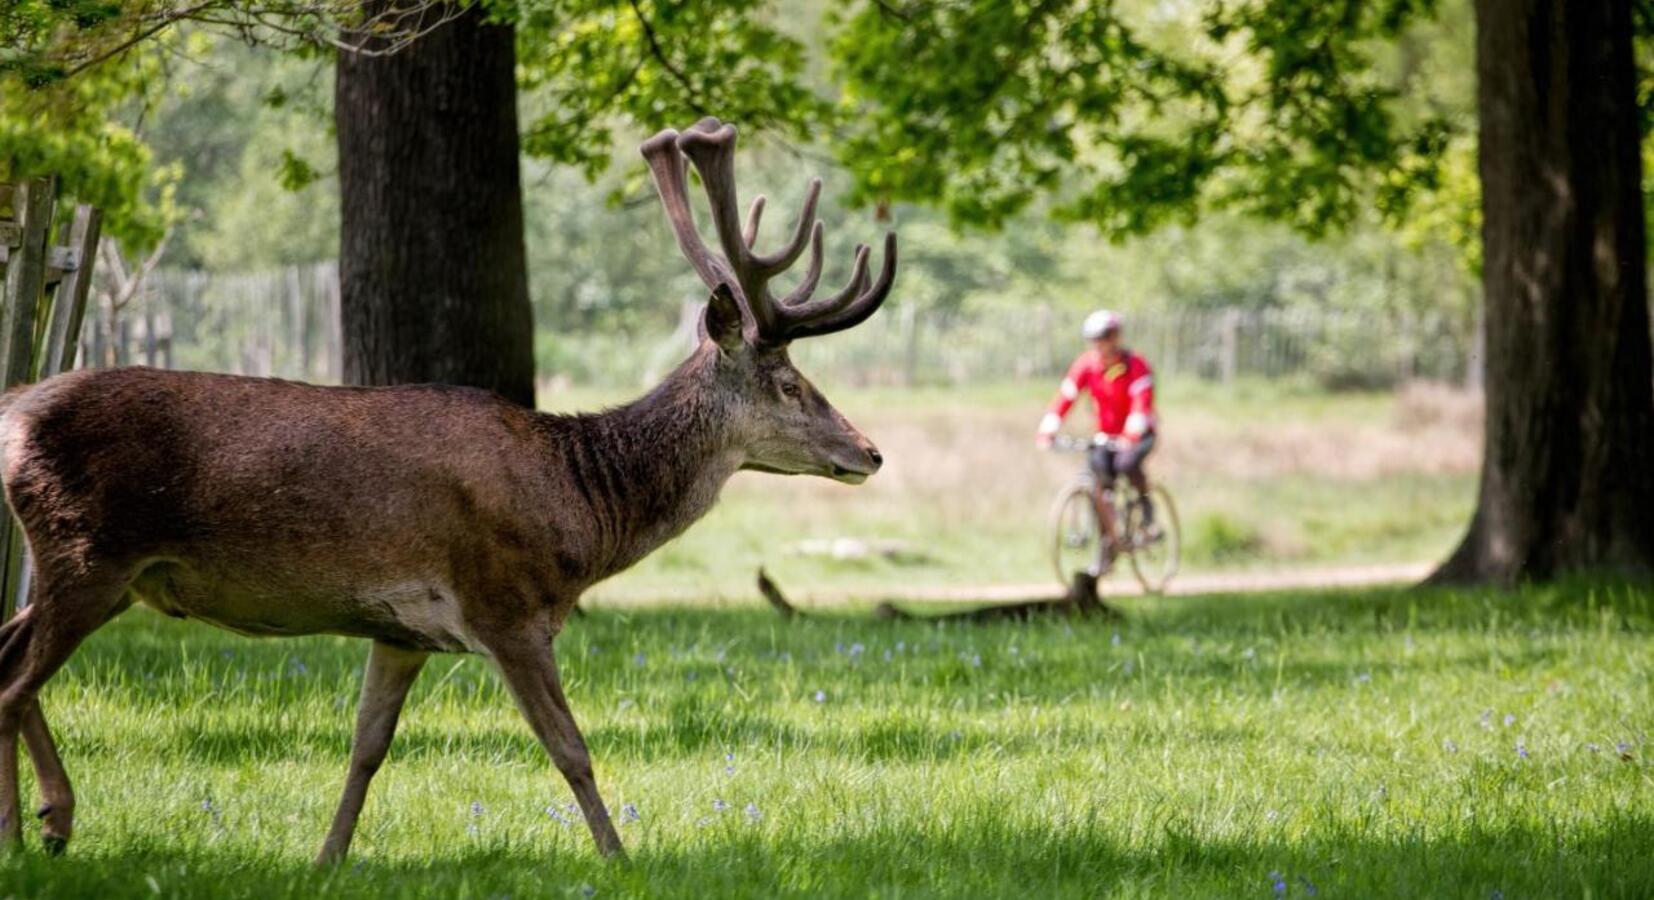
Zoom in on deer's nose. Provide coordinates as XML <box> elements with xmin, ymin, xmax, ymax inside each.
<box><xmin>866</xmin><ymin>446</ymin><xmax>883</xmax><ymax>471</ymax></box>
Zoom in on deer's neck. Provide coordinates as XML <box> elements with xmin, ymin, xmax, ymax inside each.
<box><xmin>556</xmin><ymin>351</ymin><xmax>742</xmax><ymax>581</ymax></box>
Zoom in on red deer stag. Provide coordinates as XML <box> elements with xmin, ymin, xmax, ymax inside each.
<box><xmin>0</xmin><ymin>117</ymin><xmax>895</xmax><ymax>862</ymax></box>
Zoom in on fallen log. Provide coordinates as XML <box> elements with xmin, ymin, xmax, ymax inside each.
<box><xmin>756</xmin><ymin>569</ymin><xmax>1119</xmax><ymax>622</ymax></box>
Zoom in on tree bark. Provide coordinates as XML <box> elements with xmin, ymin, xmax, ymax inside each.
<box><xmin>334</xmin><ymin>3</ymin><xmax>535</xmax><ymax>407</ymax></box>
<box><xmin>1435</xmin><ymin>0</ymin><xmax>1654</xmax><ymax>583</ymax></box>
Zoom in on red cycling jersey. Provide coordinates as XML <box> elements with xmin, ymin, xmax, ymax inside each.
<box><xmin>1038</xmin><ymin>349</ymin><xmax>1157</xmax><ymax>439</ymax></box>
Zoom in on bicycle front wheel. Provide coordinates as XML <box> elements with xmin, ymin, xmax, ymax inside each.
<box><xmin>1124</xmin><ymin>485</ymin><xmax>1181</xmax><ymax>595</ymax></box>
<box><xmin>1049</xmin><ymin>478</ymin><xmax>1106</xmax><ymax>588</ymax></box>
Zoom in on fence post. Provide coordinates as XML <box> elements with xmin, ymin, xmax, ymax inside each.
<box><xmin>1219</xmin><ymin>308</ymin><xmax>1240</xmax><ymax>384</ymax></box>
<box><xmin>40</xmin><ymin>204</ymin><xmax>102</xmax><ymax>376</ymax></box>
<box><xmin>0</xmin><ymin>179</ymin><xmax>58</xmax><ymax>621</ymax></box>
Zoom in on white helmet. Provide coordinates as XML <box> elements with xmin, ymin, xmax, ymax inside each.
<box><xmin>1081</xmin><ymin>309</ymin><xmax>1122</xmax><ymax>340</ymax></box>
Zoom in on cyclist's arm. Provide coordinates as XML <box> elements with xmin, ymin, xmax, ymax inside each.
<box><xmin>1037</xmin><ymin>358</ymin><xmax>1089</xmax><ymax>445</ymax></box>
<box><xmin>1123</xmin><ymin>362</ymin><xmax>1155</xmax><ymax>440</ymax></box>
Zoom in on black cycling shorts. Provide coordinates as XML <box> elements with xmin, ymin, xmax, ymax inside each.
<box><xmin>1088</xmin><ymin>433</ymin><xmax>1156</xmax><ymax>487</ymax></box>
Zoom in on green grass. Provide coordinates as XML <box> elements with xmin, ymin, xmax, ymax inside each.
<box><xmin>5</xmin><ymin>581</ymin><xmax>1651</xmax><ymax>898</ymax></box>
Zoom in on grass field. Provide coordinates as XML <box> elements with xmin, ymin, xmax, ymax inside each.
<box><xmin>3</xmin><ymin>580</ymin><xmax>1649</xmax><ymax>898</ymax></box>
<box><xmin>545</xmin><ymin>378</ymin><xmax>1482</xmax><ymax>603</ymax></box>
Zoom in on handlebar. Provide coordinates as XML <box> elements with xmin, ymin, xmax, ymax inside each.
<box><xmin>1046</xmin><ymin>434</ymin><xmax>1129</xmax><ymax>453</ymax></box>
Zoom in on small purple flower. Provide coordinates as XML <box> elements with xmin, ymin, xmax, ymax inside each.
<box><xmin>619</xmin><ymin>802</ymin><xmax>640</xmax><ymax>824</ymax></box>
<box><xmin>712</xmin><ymin>799</ymin><xmax>731</xmax><ymax>813</ymax></box>
<box><xmin>1516</xmin><ymin>741</ymin><xmax>1529</xmax><ymax>760</ymax></box>
<box><xmin>849</xmin><ymin>642</ymin><xmax>865</xmax><ymax>658</ymax></box>
<box><xmin>470</xmin><ymin>800</ymin><xmax>485</xmax><ymax>817</ymax></box>
<box><xmin>1503</xmin><ymin>713</ymin><xmax>1516</xmax><ymax>728</ymax></box>
<box><xmin>1299</xmin><ymin>875</ymin><xmax>1318</xmax><ymax>896</ymax></box>
<box><xmin>1618</xmin><ymin>741</ymin><xmax>1635</xmax><ymax>760</ymax></box>
<box><xmin>1355</xmin><ymin>672</ymin><xmax>1372</xmax><ymax>684</ymax></box>
<box><xmin>813</xmin><ymin>689</ymin><xmax>827</xmax><ymax>704</ymax></box>
<box><xmin>1490</xmin><ymin>891</ymin><xmax>1504</xmax><ymax>900</ymax></box>
<box><xmin>581</xmin><ymin>883</ymin><xmax>596</xmax><ymax>898</ymax></box>
<box><xmin>1479</xmin><ymin>709</ymin><xmax>1493</xmax><ymax>729</ymax></box>
<box><xmin>1111</xmin><ymin>632</ymin><xmax>1122</xmax><ymax>647</ymax></box>
<box><xmin>1270</xmin><ymin>871</ymin><xmax>1287</xmax><ymax>896</ymax></box>
<box><xmin>632</xmin><ymin>652</ymin><xmax>646</xmax><ymax>667</ymax></box>
<box><xmin>1443</xmin><ymin>738</ymin><xmax>1459</xmax><ymax>753</ymax></box>
<box><xmin>723</xmin><ymin>752</ymin><xmax>735</xmax><ymax>775</ymax></box>
<box><xmin>744</xmin><ymin>802</ymin><xmax>762</xmax><ymax>823</ymax></box>
<box><xmin>546</xmin><ymin>804</ymin><xmax>574</xmax><ymax>826</ymax></box>
<box><xmin>1586</xmin><ymin>742</ymin><xmax>1601</xmax><ymax>753</ymax></box>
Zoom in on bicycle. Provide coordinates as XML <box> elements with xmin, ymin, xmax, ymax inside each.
<box><xmin>1046</xmin><ymin>434</ymin><xmax>1181</xmax><ymax>594</ymax></box>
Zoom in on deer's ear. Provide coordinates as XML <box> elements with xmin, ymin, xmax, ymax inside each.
<box><xmin>702</xmin><ymin>283</ymin><xmax>746</xmax><ymax>354</ymax></box>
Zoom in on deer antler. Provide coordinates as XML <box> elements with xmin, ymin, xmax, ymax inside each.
<box><xmin>640</xmin><ymin>117</ymin><xmax>898</xmax><ymax>344</ymax></box>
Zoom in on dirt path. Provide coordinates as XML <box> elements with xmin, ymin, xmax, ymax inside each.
<box><xmin>586</xmin><ymin>561</ymin><xmax>1433</xmax><ymax>609</ymax></box>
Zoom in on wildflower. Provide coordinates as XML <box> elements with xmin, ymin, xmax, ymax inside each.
<box><xmin>712</xmin><ymin>799</ymin><xmax>731</xmax><ymax>813</ymax></box>
<box><xmin>814</xmin><ymin>689</ymin><xmax>827</xmax><ymax>704</ymax></box>
<box><xmin>1479</xmin><ymin>710</ymin><xmax>1493</xmax><ymax>729</ymax></box>
<box><xmin>1617</xmin><ymin>741</ymin><xmax>1634</xmax><ymax>760</ymax></box>
<box><xmin>1242</xmin><ymin>647</ymin><xmax>1257</xmax><ymax>661</ymax></box>
<box><xmin>883</xmin><ymin>649</ymin><xmax>893</xmax><ymax>663</ymax></box>
<box><xmin>1491</xmin><ymin>891</ymin><xmax>1504</xmax><ymax>900</ymax></box>
<box><xmin>619</xmin><ymin>803</ymin><xmax>641</xmax><ymax>824</ymax></box>
<box><xmin>1265</xmin><ymin>809</ymin><xmax>1280</xmax><ymax>823</ymax></box>
<box><xmin>471</xmin><ymin>800</ymin><xmax>486</xmax><ymax>818</ymax></box>
<box><xmin>744</xmin><ymin>802</ymin><xmax>762</xmax><ymax>823</ymax></box>
<box><xmin>1299</xmin><ymin>875</ymin><xmax>1319</xmax><ymax>896</ymax></box>
<box><xmin>290</xmin><ymin>659</ymin><xmax>309</xmax><ymax>676</ymax></box>
<box><xmin>1269</xmin><ymin>871</ymin><xmax>1287</xmax><ymax>896</ymax></box>
<box><xmin>632</xmin><ymin>652</ymin><xmax>646</xmax><ymax>667</ymax></box>
<box><xmin>1111</xmin><ymin>632</ymin><xmax>1122</xmax><ymax>647</ymax></box>
<box><xmin>581</xmin><ymin>885</ymin><xmax>596</xmax><ymax>898</ymax></box>
<box><xmin>1585</xmin><ymin>742</ymin><xmax>1601</xmax><ymax>753</ymax></box>
<box><xmin>1516</xmin><ymin>741</ymin><xmax>1529</xmax><ymax>760</ymax></box>
<box><xmin>546</xmin><ymin>804</ymin><xmax>574</xmax><ymax>826</ymax></box>
<box><xmin>896</xmin><ymin>641</ymin><xmax>906</xmax><ymax>652</ymax></box>
<box><xmin>1443</xmin><ymin>738</ymin><xmax>1459</xmax><ymax>753</ymax></box>
<box><xmin>1503</xmin><ymin>713</ymin><xmax>1516</xmax><ymax>728</ymax></box>
<box><xmin>1355</xmin><ymin>672</ymin><xmax>1372</xmax><ymax>684</ymax></box>
<box><xmin>724</xmin><ymin>752</ymin><xmax>735</xmax><ymax>775</ymax></box>
<box><xmin>849</xmin><ymin>642</ymin><xmax>865</xmax><ymax>658</ymax></box>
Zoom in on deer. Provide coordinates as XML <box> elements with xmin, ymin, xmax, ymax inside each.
<box><xmin>0</xmin><ymin>117</ymin><xmax>895</xmax><ymax>863</ymax></box>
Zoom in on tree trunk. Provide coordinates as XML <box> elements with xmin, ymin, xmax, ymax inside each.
<box><xmin>334</xmin><ymin>3</ymin><xmax>535</xmax><ymax>407</ymax></box>
<box><xmin>1435</xmin><ymin>0</ymin><xmax>1654</xmax><ymax>583</ymax></box>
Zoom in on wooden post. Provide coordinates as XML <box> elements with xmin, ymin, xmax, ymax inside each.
<box><xmin>0</xmin><ymin>178</ymin><xmax>59</xmax><ymax>622</ymax></box>
<box><xmin>41</xmin><ymin>204</ymin><xmax>102</xmax><ymax>377</ymax></box>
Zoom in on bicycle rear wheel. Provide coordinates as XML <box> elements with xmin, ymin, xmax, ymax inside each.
<box><xmin>1049</xmin><ymin>478</ymin><xmax>1106</xmax><ymax>587</ymax></box>
<box><xmin>1124</xmin><ymin>485</ymin><xmax>1180</xmax><ymax>595</ymax></box>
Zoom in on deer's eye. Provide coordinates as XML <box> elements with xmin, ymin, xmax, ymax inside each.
<box><xmin>780</xmin><ymin>381</ymin><xmax>802</xmax><ymax>399</ymax></box>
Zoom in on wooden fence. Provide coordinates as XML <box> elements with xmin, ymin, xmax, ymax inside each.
<box><xmin>109</xmin><ymin>261</ymin><xmax>1478</xmax><ymax>390</ymax></box>
<box><xmin>0</xmin><ymin>178</ymin><xmax>102</xmax><ymax>620</ymax></box>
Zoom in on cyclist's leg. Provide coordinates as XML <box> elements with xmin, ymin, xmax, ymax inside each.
<box><xmin>1088</xmin><ymin>443</ymin><xmax>1120</xmax><ymax>549</ymax></box>
<box><xmin>1122</xmin><ymin>434</ymin><xmax>1157</xmax><ymax>524</ymax></box>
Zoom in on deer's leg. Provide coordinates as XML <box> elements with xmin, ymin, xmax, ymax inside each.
<box><xmin>315</xmin><ymin>641</ymin><xmax>427</xmax><ymax>865</ymax></box>
<box><xmin>0</xmin><ymin>567</ymin><xmax>127</xmax><ymax>850</ymax></box>
<box><xmin>489</xmin><ymin>636</ymin><xmax>625</xmax><ymax>859</ymax></box>
<box><xmin>21</xmin><ymin>701</ymin><xmax>73</xmax><ymax>854</ymax></box>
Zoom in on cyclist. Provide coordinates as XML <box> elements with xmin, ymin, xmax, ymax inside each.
<box><xmin>1035</xmin><ymin>310</ymin><xmax>1159</xmax><ymax>541</ymax></box>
